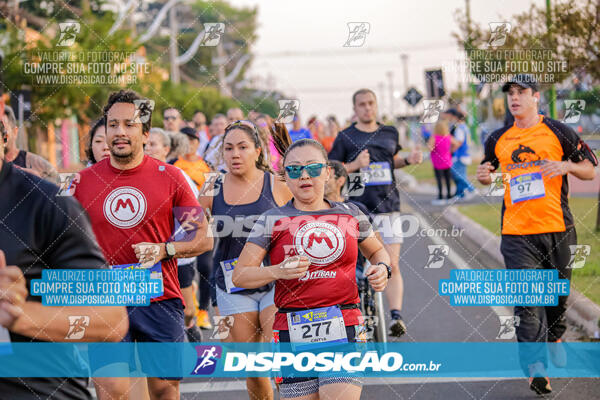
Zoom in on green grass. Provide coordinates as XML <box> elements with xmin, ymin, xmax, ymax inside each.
<box><xmin>458</xmin><ymin>198</ymin><xmax>600</xmax><ymax>305</ymax></box>
<box><xmin>403</xmin><ymin>157</ymin><xmax>485</xmax><ymax>188</ymax></box>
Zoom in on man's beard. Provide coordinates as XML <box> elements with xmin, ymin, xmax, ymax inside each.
<box><xmin>110</xmin><ymin>144</ymin><xmax>137</xmax><ymax>165</ymax></box>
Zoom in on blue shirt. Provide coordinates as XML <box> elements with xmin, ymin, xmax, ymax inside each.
<box><xmin>288</xmin><ymin>128</ymin><xmax>312</xmax><ymax>142</ymax></box>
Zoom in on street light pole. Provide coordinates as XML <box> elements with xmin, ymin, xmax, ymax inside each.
<box><xmin>546</xmin><ymin>0</ymin><xmax>557</xmax><ymax>119</ymax></box>
<box><xmin>466</xmin><ymin>0</ymin><xmax>479</xmax><ymax>144</ymax></box>
<box><xmin>386</xmin><ymin>71</ymin><xmax>394</xmax><ymax>119</ymax></box>
<box><xmin>401</xmin><ymin>54</ymin><xmax>409</xmax><ymax>115</ymax></box>
<box><xmin>169</xmin><ymin>5</ymin><xmax>180</xmax><ymax>84</ymax></box>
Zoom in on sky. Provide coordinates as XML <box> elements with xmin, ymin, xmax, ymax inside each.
<box><xmin>228</xmin><ymin>0</ymin><xmax>545</xmax><ymax>123</ymax></box>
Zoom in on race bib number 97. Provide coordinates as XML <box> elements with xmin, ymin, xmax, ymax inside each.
<box><xmin>510</xmin><ymin>172</ymin><xmax>546</xmax><ymax>204</ymax></box>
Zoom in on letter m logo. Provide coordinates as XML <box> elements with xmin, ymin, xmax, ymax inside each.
<box><xmin>115</xmin><ymin>198</ymin><xmax>134</xmax><ymax>213</ymax></box>
<box><xmin>307</xmin><ymin>232</ymin><xmax>333</xmax><ymax>249</ymax></box>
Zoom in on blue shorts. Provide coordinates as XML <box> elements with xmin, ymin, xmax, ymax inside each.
<box><xmin>90</xmin><ymin>299</ymin><xmax>184</xmax><ymax>380</ymax></box>
<box><xmin>178</xmin><ymin>260</ymin><xmax>196</xmax><ymax>288</ymax></box>
<box><xmin>216</xmin><ymin>286</ymin><xmax>275</xmax><ymax>316</ymax></box>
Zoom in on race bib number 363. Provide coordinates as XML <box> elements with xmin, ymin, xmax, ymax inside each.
<box><xmin>361</xmin><ymin>162</ymin><xmax>392</xmax><ymax>186</ymax></box>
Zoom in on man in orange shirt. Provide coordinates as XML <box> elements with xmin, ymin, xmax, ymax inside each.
<box><xmin>477</xmin><ymin>74</ymin><xmax>597</xmax><ymax>395</ymax></box>
<box><xmin>174</xmin><ymin>127</ymin><xmax>212</xmax><ymax>191</ymax></box>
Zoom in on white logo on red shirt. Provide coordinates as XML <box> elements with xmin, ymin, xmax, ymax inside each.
<box><xmin>103</xmin><ymin>186</ymin><xmax>147</xmax><ymax>228</ymax></box>
<box><xmin>294</xmin><ymin>222</ymin><xmax>345</xmax><ymax>266</ymax></box>
<box><xmin>298</xmin><ymin>269</ymin><xmax>337</xmax><ymax>281</ymax></box>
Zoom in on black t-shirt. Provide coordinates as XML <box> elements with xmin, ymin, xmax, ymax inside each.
<box><xmin>329</xmin><ymin>123</ymin><xmax>402</xmax><ymax>214</ymax></box>
<box><xmin>0</xmin><ymin>162</ymin><xmax>106</xmax><ymax>399</ymax></box>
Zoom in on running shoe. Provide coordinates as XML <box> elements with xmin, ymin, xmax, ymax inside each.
<box><xmin>529</xmin><ymin>376</ymin><xmax>552</xmax><ymax>395</ymax></box>
<box><xmin>528</xmin><ymin>362</ymin><xmax>552</xmax><ymax>395</ymax></box>
<box><xmin>462</xmin><ymin>189</ymin><xmax>477</xmax><ymax>201</ymax></box>
<box><xmin>196</xmin><ymin>309</ymin><xmax>212</xmax><ymax>330</ymax></box>
<box><xmin>389</xmin><ymin>317</ymin><xmax>407</xmax><ymax>337</ymax></box>
<box><xmin>186</xmin><ymin>325</ymin><xmax>203</xmax><ymax>343</ymax></box>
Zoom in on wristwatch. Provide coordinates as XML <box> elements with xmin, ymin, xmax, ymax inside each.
<box><xmin>404</xmin><ymin>157</ymin><xmax>411</xmax><ymax>166</ymax></box>
<box><xmin>378</xmin><ymin>262</ymin><xmax>392</xmax><ymax>279</ymax></box>
<box><xmin>165</xmin><ymin>242</ymin><xmax>176</xmax><ymax>259</ymax></box>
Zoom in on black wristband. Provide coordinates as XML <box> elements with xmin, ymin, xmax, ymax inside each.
<box><xmin>378</xmin><ymin>262</ymin><xmax>392</xmax><ymax>279</ymax></box>
<box><xmin>404</xmin><ymin>157</ymin><xmax>411</xmax><ymax>166</ymax></box>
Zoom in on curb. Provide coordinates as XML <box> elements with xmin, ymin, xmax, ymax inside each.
<box><xmin>443</xmin><ymin>206</ymin><xmax>600</xmax><ymax>339</ymax></box>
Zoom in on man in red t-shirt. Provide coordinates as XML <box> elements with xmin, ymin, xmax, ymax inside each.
<box><xmin>75</xmin><ymin>90</ymin><xmax>212</xmax><ymax>399</ymax></box>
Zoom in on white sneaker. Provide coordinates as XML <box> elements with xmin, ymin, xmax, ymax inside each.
<box><xmin>462</xmin><ymin>190</ymin><xmax>477</xmax><ymax>201</ymax></box>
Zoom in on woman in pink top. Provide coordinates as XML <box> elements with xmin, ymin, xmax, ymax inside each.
<box><xmin>255</xmin><ymin>114</ymin><xmax>282</xmax><ymax>171</ymax></box>
<box><xmin>428</xmin><ymin>120</ymin><xmax>453</xmax><ymax>203</ymax></box>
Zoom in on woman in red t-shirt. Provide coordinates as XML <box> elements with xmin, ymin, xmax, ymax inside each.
<box><xmin>233</xmin><ymin>138</ymin><xmax>390</xmax><ymax>400</ymax></box>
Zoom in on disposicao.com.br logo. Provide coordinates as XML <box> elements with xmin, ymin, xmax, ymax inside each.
<box><xmin>223</xmin><ymin>351</ymin><xmax>441</xmax><ymax>373</ymax></box>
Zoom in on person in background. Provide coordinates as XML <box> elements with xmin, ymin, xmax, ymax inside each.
<box><xmin>329</xmin><ymin>88</ymin><xmax>423</xmax><ymax>337</ymax></box>
<box><xmin>444</xmin><ymin>108</ymin><xmax>476</xmax><ymax>200</ymax></box>
<box><xmin>307</xmin><ymin>115</ymin><xmax>324</xmax><ymax>144</ymax></box>
<box><xmin>146</xmin><ymin>127</ymin><xmax>205</xmax><ymax>343</ymax></box>
<box><xmin>3</xmin><ymin>105</ymin><xmax>58</xmax><ymax>182</ymax></box>
<box><xmin>163</xmin><ymin>107</ymin><xmax>184</xmax><ymax>132</ymax></box>
<box><xmin>247</xmin><ymin>110</ymin><xmax>260</xmax><ymax>122</ymax></box>
<box><xmin>322</xmin><ymin>115</ymin><xmax>340</xmax><ymax>152</ymax></box>
<box><xmin>287</xmin><ymin>114</ymin><xmax>312</xmax><ymax>143</ymax></box>
<box><xmin>192</xmin><ymin>111</ymin><xmax>210</xmax><ymax>155</ymax></box>
<box><xmin>227</xmin><ymin>107</ymin><xmax>245</xmax><ymax>123</ymax></box>
<box><xmin>428</xmin><ymin>120</ymin><xmax>453</xmax><ymax>205</ymax></box>
<box><xmin>174</xmin><ymin>127</ymin><xmax>212</xmax><ymax>191</ymax></box>
<box><xmin>204</xmin><ymin>113</ymin><xmax>228</xmax><ymax>171</ymax></box>
<box><xmin>166</xmin><ymin>130</ymin><xmax>190</xmax><ymax>164</ymax></box>
<box><xmin>255</xmin><ymin>114</ymin><xmax>279</xmax><ymax>172</ymax></box>
<box><xmin>85</xmin><ymin>117</ymin><xmax>110</xmax><ymax>165</ymax></box>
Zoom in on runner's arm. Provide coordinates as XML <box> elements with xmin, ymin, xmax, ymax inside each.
<box><xmin>232</xmin><ymin>243</ymin><xmax>275</xmax><ymax>288</ymax></box>
<box><xmin>26</xmin><ymin>152</ymin><xmax>59</xmax><ymax>183</ymax></box>
<box><xmin>478</xmin><ymin>129</ymin><xmax>503</xmax><ymax>185</ymax></box>
<box><xmin>358</xmin><ymin>235</ymin><xmax>390</xmax><ymax>292</ymax></box>
<box><xmin>233</xmin><ymin>243</ymin><xmax>310</xmax><ymax>288</ymax></box>
<box><xmin>11</xmin><ymin>302</ymin><xmax>128</xmax><ymax>342</ymax></box>
<box><xmin>359</xmin><ymin>234</ymin><xmax>391</xmax><ymax>266</ymax></box>
<box><xmin>170</xmin><ymin>214</ymin><xmax>213</xmax><ymax>257</ymax></box>
<box><xmin>393</xmin><ymin>148</ymin><xmax>423</xmax><ymax>168</ymax></box>
<box><xmin>541</xmin><ymin>158</ymin><xmax>596</xmax><ymax>180</ymax></box>
<box><xmin>568</xmin><ymin>159</ymin><xmax>596</xmax><ymax>180</ymax></box>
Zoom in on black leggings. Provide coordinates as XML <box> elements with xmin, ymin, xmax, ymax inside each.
<box><xmin>434</xmin><ymin>168</ymin><xmax>452</xmax><ymax>199</ymax></box>
<box><xmin>196</xmin><ymin>250</ymin><xmax>213</xmax><ymax>310</ymax></box>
